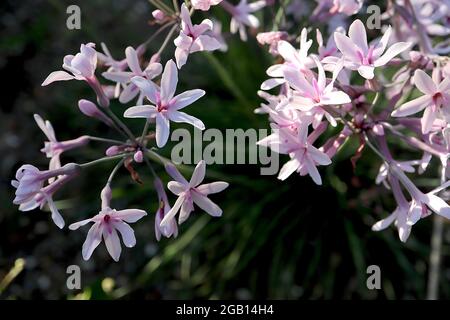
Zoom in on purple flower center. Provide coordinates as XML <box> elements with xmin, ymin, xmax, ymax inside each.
<box><xmin>103</xmin><ymin>214</ymin><xmax>111</xmax><ymax>223</ymax></box>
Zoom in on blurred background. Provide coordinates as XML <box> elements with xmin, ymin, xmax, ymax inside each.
<box><xmin>1</xmin><ymin>0</ymin><xmax>449</xmax><ymax>299</ymax></box>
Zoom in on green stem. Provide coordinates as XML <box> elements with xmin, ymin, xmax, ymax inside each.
<box><xmin>88</xmin><ymin>136</ymin><xmax>128</xmax><ymax>145</ymax></box>
<box><xmin>80</xmin><ymin>154</ymin><xmax>129</xmax><ymax>169</ymax></box>
<box><xmin>157</xmin><ymin>24</ymin><xmax>179</xmax><ymax>55</ymax></box>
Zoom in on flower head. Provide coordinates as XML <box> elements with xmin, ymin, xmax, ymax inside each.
<box><xmin>391</xmin><ymin>69</ymin><xmax>450</xmax><ymax>133</ymax></box>
<box><xmin>124</xmin><ymin>59</ymin><xmax>206</xmax><ymax>148</ymax></box>
<box><xmin>174</xmin><ymin>4</ymin><xmax>221</xmax><ymax>68</ymax></box>
<box><xmin>69</xmin><ymin>185</ymin><xmax>147</xmax><ymax>261</ymax></box>
<box><xmin>42</xmin><ymin>43</ymin><xmax>98</xmax><ymax>85</ymax></box>
<box><xmin>334</xmin><ymin>19</ymin><xmax>411</xmax><ymax>79</ymax></box>
<box><xmin>161</xmin><ymin>160</ymin><xmax>229</xmax><ymax>225</ymax></box>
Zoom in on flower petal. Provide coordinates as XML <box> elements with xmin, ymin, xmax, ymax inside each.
<box><xmin>114</xmin><ymin>209</ymin><xmax>147</xmax><ymax>223</ymax></box>
<box><xmin>131</xmin><ymin>76</ymin><xmax>158</xmax><ymax>103</ymax></box>
<box><xmin>103</xmin><ymin>228</ymin><xmax>122</xmax><ymax>262</ymax></box>
<box><xmin>190</xmin><ymin>160</ymin><xmax>206</xmax><ymax>187</ymax></box>
<box><xmin>123</xmin><ymin>105</ymin><xmax>157</xmax><ymax>119</ymax></box>
<box><xmin>348</xmin><ymin>20</ymin><xmax>368</xmax><ymax>52</ymax></box>
<box><xmin>113</xmin><ymin>221</ymin><xmax>136</xmax><ymax>248</ymax></box>
<box><xmin>42</xmin><ymin>71</ymin><xmax>75</xmax><ymax>86</ymax></box>
<box><xmin>391</xmin><ymin>95</ymin><xmax>431</xmax><ymax>117</ymax></box>
<box><xmin>413</xmin><ymin>70</ymin><xmax>438</xmax><ymax>94</ymax></box>
<box><xmin>125</xmin><ymin>46</ymin><xmax>142</xmax><ymax>74</ymax></box>
<box><xmin>168</xmin><ymin>111</ymin><xmax>205</xmax><ymax>130</ymax></box>
<box><xmin>155</xmin><ymin>113</ymin><xmax>170</xmax><ymax>148</ymax></box>
<box><xmin>161</xmin><ymin>60</ymin><xmax>178</xmax><ymax>103</ymax></box>
<box><xmin>191</xmin><ymin>192</ymin><xmax>222</xmax><ymax>216</ymax></box>
<box><xmin>196</xmin><ymin>182</ymin><xmax>229</xmax><ymax>195</ymax></box>
<box><xmin>374</xmin><ymin>42</ymin><xmax>411</xmax><ymax>67</ymax></box>
<box><xmin>81</xmin><ymin>223</ymin><xmax>103</xmax><ymax>260</ymax></box>
<box><xmin>171</xmin><ymin>89</ymin><xmax>205</xmax><ymax>110</ymax></box>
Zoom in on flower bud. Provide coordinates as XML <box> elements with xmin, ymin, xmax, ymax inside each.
<box><xmin>152</xmin><ymin>9</ymin><xmax>165</xmax><ymax>21</ymax></box>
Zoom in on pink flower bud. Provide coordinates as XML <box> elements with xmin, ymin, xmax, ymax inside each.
<box><xmin>152</xmin><ymin>9</ymin><xmax>165</xmax><ymax>21</ymax></box>
<box><xmin>78</xmin><ymin>99</ymin><xmax>113</xmax><ymax>127</ymax></box>
<box><xmin>133</xmin><ymin>150</ymin><xmax>144</xmax><ymax>163</ymax></box>
<box><xmin>101</xmin><ymin>185</ymin><xmax>112</xmax><ymax>209</ymax></box>
<box><xmin>106</xmin><ymin>145</ymin><xmax>121</xmax><ymax>156</ymax></box>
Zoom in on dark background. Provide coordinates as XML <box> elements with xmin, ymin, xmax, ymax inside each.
<box><xmin>0</xmin><ymin>0</ymin><xmax>449</xmax><ymax>299</ymax></box>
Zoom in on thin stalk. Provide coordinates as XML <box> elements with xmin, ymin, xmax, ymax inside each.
<box><xmin>80</xmin><ymin>154</ymin><xmax>129</xmax><ymax>168</ymax></box>
<box><xmin>143</xmin><ymin>21</ymin><xmax>177</xmax><ymax>47</ymax></box>
<box><xmin>88</xmin><ymin>136</ymin><xmax>128</xmax><ymax>145</ymax></box>
<box><xmin>157</xmin><ymin>24</ymin><xmax>179</xmax><ymax>55</ymax></box>
<box><xmin>139</xmin><ymin>119</ymin><xmax>151</xmax><ymax>146</ymax></box>
<box><xmin>104</xmin><ymin>108</ymin><xmax>137</xmax><ymax>141</ymax></box>
<box><xmin>107</xmin><ymin>158</ymin><xmax>126</xmax><ymax>185</ymax></box>
<box><xmin>150</xmin><ymin>0</ymin><xmax>175</xmax><ymax>15</ymax></box>
<box><xmin>426</xmin><ymin>168</ymin><xmax>446</xmax><ymax>299</ymax></box>
<box><xmin>172</xmin><ymin>0</ymin><xmax>179</xmax><ymax>12</ymax></box>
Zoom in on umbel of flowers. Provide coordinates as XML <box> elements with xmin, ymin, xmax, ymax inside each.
<box><xmin>11</xmin><ymin>0</ymin><xmax>450</xmax><ymax>263</ymax></box>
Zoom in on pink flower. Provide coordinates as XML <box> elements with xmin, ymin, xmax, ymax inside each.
<box><xmin>261</xmin><ymin>28</ymin><xmax>314</xmax><ymax>90</ymax></box>
<box><xmin>256</xmin><ymin>31</ymin><xmax>288</xmax><ymax>56</ymax></box>
<box><xmin>42</xmin><ymin>43</ymin><xmax>97</xmax><ymax>85</ymax></box>
<box><xmin>391</xmin><ymin>69</ymin><xmax>450</xmax><ymax>133</ymax></box>
<box><xmin>69</xmin><ymin>185</ymin><xmax>147</xmax><ymax>261</ymax></box>
<box><xmin>221</xmin><ymin>0</ymin><xmax>266</xmax><ymax>41</ymax></box>
<box><xmin>161</xmin><ymin>161</ymin><xmax>229</xmax><ymax>225</ymax></box>
<box><xmin>34</xmin><ymin>115</ymin><xmax>89</xmax><ymax>178</ymax></box>
<box><xmin>283</xmin><ymin>57</ymin><xmax>351</xmax><ymax>127</ymax></box>
<box><xmin>330</xmin><ymin>0</ymin><xmax>363</xmax><ymax>15</ymax></box>
<box><xmin>258</xmin><ymin>122</ymin><xmax>332</xmax><ymax>184</ymax></box>
<box><xmin>192</xmin><ymin>0</ymin><xmax>223</xmax><ymax>11</ymax></box>
<box><xmin>174</xmin><ymin>4</ymin><xmax>221</xmax><ymax>68</ymax></box>
<box><xmin>102</xmin><ymin>47</ymin><xmax>162</xmax><ymax>104</ymax></box>
<box><xmin>334</xmin><ymin>19</ymin><xmax>411</xmax><ymax>79</ymax></box>
<box><xmin>124</xmin><ymin>60</ymin><xmax>206</xmax><ymax>148</ymax></box>
<box><xmin>12</xmin><ymin>164</ymin><xmax>80</xmax><ymax>228</ymax></box>
<box><xmin>42</xmin><ymin>43</ymin><xmax>110</xmax><ymax>107</ymax></box>
<box><xmin>373</xmin><ymin>167</ymin><xmax>450</xmax><ymax>242</ymax></box>
<box><xmin>154</xmin><ymin>178</ymin><xmax>178</xmax><ymax>241</ymax></box>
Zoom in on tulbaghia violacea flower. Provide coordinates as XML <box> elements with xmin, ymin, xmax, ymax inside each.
<box><xmin>174</xmin><ymin>4</ymin><xmax>221</xmax><ymax>68</ymax></box>
<box><xmin>103</xmin><ymin>47</ymin><xmax>162</xmax><ymax>104</ymax></box>
<box><xmin>258</xmin><ymin>122</ymin><xmax>332</xmax><ymax>184</ymax></box>
<box><xmin>124</xmin><ymin>59</ymin><xmax>206</xmax><ymax>148</ymax></box>
<box><xmin>34</xmin><ymin>114</ymin><xmax>89</xmax><ymax>178</ymax></box>
<box><xmin>161</xmin><ymin>161</ymin><xmax>229</xmax><ymax>225</ymax></box>
<box><xmin>333</xmin><ymin>19</ymin><xmax>411</xmax><ymax>79</ymax></box>
<box><xmin>154</xmin><ymin>178</ymin><xmax>178</xmax><ymax>241</ymax></box>
<box><xmin>373</xmin><ymin>168</ymin><xmax>450</xmax><ymax>241</ymax></box>
<box><xmin>261</xmin><ymin>28</ymin><xmax>314</xmax><ymax>90</ymax></box>
<box><xmin>391</xmin><ymin>69</ymin><xmax>450</xmax><ymax>133</ymax></box>
<box><xmin>192</xmin><ymin>0</ymin><xmax>223</xmax><ymax>11</ymax></box>
<box><xmin>11</xmin><ymin>163</ymin><xmax>80</xmax><ymax>228</ymax></box>
<box><xmin>69</xmin><ymin>185</ymin><xmax>147</xmax><ymax>261</ymax></box>
<box><xmin>330</xmin><ymin>0</ymin><xmax>364</xmax><ymax>15</ymax></box>
<box><xmin>42</xmin><ymin>43</ymin><xmax>97</xmax><ymax>85</ymax></box>
<box><xmin>42</xmin><ymin>43</ymin><xmax>110</xmax><ymax>107</ymax></box>
<box><xmin>256</xmin><ymin>31</ymin><xmax>289</xmax><ymax>56</ymax></box>
<box><xmin>221</xmin><ymin>0</ymin><xmax>266</xmax><ymax>41</ymax></box>
<box><xmin>282</xmin><ymin>57</ymin><xmax>351</xmax><ymax>127</ymax></box>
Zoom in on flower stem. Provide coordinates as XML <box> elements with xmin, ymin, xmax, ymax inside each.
<box><xmin>88</xmin><ymin>136</ymin><xmax>128</xmax><ymax>145</ymax></box>
<box><xmin>157</xmin><ymin>24</ymin><xmax>179</xmax><ymax>55</ymax></box>
<box><xmin>107</xmin><ymin>158</ymin><xmax>126</xmax><ymax>185</ymax></box>
<box><xmin>80</xmin><ymin>154</ymin><xmax>129</xmax><ymax>168</ymax></box>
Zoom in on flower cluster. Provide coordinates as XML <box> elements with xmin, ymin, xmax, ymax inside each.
<box><xmin>11</xmin><ymin>0</ymin><xmax>450</xmax><ymax>263</ymax></box>
<box><xmin>252</xmin><ymin>1</ymin><xmax>450</xmax><ymax>242</ymax></box>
